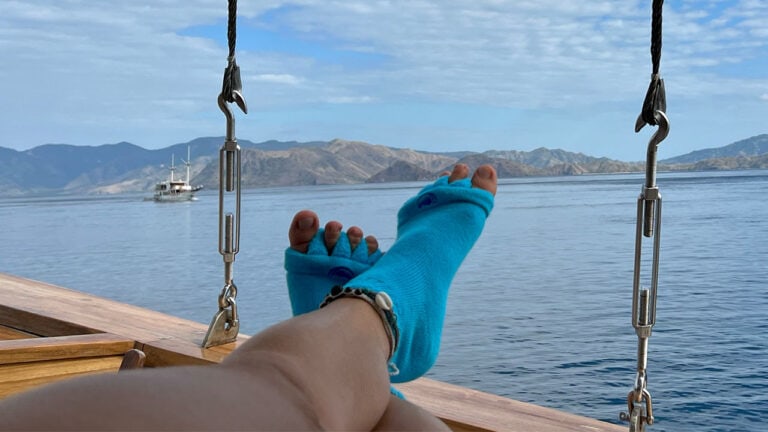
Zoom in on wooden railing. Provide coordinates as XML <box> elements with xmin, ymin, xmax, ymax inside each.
<box><xmin>0</xmin><ymin>333</ymin><xmax>135</xmax><ymax>398</ymax></box>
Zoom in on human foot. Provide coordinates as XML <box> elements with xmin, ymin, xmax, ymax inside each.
<box><xmin>285</xmin><ymin>210</ymin><xmax>383</xmax><ymax>316</ymax></box>
<box><xmin>340</xmin><ymin>164</ymin><xmax>497</xmax><ymax>382</ymax></box>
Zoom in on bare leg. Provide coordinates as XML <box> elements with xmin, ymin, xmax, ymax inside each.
<box><xmin>0</xmin><ymin>300</ymin><xmax>391</xmax><ymax>431</ymax></box>
<box><xmin>374</xmin><ymin>395</ymin><xmax>452</xmax><ymax>431</ymax></box>
<box><xmin>224</xmin><ymin>299</ymin><xmax>393</xmax><ymax>430</ymax></box>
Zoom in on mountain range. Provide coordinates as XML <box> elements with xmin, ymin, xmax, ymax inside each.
<box><xmin>1</xmin><ymin>134</ymin><xmax>767</xmax><ymax>197</ymax></box>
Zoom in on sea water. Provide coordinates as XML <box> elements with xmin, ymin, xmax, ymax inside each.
<box><xmin>1</xmin><ymin>170</ymin><xmax>766</xmax><ymax>432</ymax></box>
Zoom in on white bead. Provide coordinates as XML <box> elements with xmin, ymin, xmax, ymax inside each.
<box><xmin>375</xmin><ymin>292</ymin><xmax>393</xmax><ymax>311</ymax></box>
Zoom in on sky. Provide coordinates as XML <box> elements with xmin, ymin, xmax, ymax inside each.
<box><xmin>1</xmin><ymin>1</ymin><xmax>767</xmax><ymax>161</ymax></box>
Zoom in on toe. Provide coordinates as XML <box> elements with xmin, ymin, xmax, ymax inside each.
<box><xmin>324</xmin><ymin>221</ymin><xmax>342</xmax><ymax>253</ymax></box>
<box><xmin>365</xmin><ymin>235</ymin><xmax>379</xmax><ymax>256</ymax></box>
<box><xmin>448</xmin><ymin>164</ymin><xmax>470</xmax><ymax>183</ymax></box>
<box><xmin>288</xmin><ymin>210</ymin><xmax>319</xmax><ymax>253</ymax></box>
<box><xmin>471</xmin><ymin>164</ymin><xmax>498</xmax><ymax>196</ymax></box>
<box><xmin>348</xmin><ymin>226</ymin><xmax>363</xmax><ymax>251</ymax></box>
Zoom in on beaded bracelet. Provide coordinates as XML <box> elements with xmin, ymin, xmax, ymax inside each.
<box><xmin>320</xmin><ymin>286</ymin><xmax>399</xmax><ymax>361</ymax></box>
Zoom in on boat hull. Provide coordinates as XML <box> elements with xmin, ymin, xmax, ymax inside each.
<box><xmin>153</xmin><ymin>191</ymin><xmax>198</xmax><ymax>202</ymax></box>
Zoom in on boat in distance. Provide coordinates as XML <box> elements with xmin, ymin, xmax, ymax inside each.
<box><xmin>153</xmin><ymin>147</ymin><xmax>203</xmax><ymax>202</ymax></box>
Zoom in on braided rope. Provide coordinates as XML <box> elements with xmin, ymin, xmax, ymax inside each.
<box><xmin>221</xmin><ymin>0</ymin><xmax>241</xmax><ymax>104</ymax></box>
<box><xmin>650</xmin><ymin>0</ymin><xmax>663</xmax><ymax>75</ymax></box>
<box><xmin>639</xmin><ymin>0</ymin><xmax>666</xmax><ymax>127</ymax></box>
<box><xmin>227</xmin><ymin>0</ymin><xmax>237</xmax><ymax>58</ymax></box>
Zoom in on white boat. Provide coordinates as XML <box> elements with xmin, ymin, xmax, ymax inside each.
<box><xmin>153</xmin><ymin>147</ymin><xmax>203</xmax><ymax>202</ymax></box>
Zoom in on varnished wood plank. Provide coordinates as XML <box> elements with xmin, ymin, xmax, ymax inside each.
<box><xmin>0</xmin><ymin>325</ymin><xmax>36</xmax><ymax>341</ymax></box>
<box><xmin>0</xmin><ymin>356</ymin><xmax>123</xmax><ymax>398</ymax></box>
<box><xmin>137</xmin><ymin>340</ymin><xmax>230</xmax><ymax>368</ymax></box>
<box><xmin>0</xmin><ymin>333</ymin><xmax>135</xmax><ymax>365</ymax></box>
<box><xmin>0</xmin><ymin>273</ymin><xmax>247</xmax><ymax>350</ymax></box>
<box><xmin>0</xmin><ymin>305</ymin><xmax>99</xmax><ymax>337</ymax></box>
<box><xmin>0</xmin><ymin>356</ymin><xmax>124</xmax><ymax>383</ymax></box>
<box><xmin>397</xmin><ymin>378</ymin><xmax>625</xmax><ymax>432</ymax></box>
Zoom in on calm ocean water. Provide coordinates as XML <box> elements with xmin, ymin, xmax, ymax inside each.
<box><xmin>1</xmin><ymin>170</ymin><xmax>766</xmax><ymax>432</ymax></box>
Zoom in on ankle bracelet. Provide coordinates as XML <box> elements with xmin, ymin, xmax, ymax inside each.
<box><xmin>320</xmin><ymin>286</ymin><xmax>400</xmax><ymax>361</ymax></box>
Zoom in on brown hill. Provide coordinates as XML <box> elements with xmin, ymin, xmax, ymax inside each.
<box><xmin>194</xmin><ymin>139</ymin><xmax>458</xmax><ymax>188</ymax></box>
<box><xmin>367</xmin><ymin>160</ymin><xmax>435</xmax><ymax>183</ymax></box>
<box><xmin>454</xmin><ymin>154</ymin><xmax>544</xmax><ymax>177</ymax></box>
<box><xmin>4</xmin><ymin>135</ymin><xmax>766</xmax><ymax>196</ymax></box>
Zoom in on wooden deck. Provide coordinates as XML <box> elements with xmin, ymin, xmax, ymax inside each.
<box><xmin>0</xmin><ymin>272</ymin><xmax>624</xmax><ymax>431</ymax></box>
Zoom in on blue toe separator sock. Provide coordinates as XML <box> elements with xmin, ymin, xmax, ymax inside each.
<box><xmin>285</xmin><ymin>229</ymin><xmax>377</xmax><ymax>316</ymax></box>
<box><xmin>344</xmin><ymin>176</ymin><xmax>493</xmax><ymax>383</ymax></box>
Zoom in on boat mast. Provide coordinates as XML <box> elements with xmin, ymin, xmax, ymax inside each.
<box><xmin>186</xmin><ymin>146</ymin><xmax>191</xmax><ymax>183</ymax></box>
<box><xmin>170</xmin><ymin>154</ymin><xmax>175</xmax><ymax>182</ymax></box>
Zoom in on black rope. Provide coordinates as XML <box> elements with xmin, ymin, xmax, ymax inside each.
<box><xmin>227</xmin><ymin>0</ymin><xmax>237</xmax><ymax>58</ymax></box>
<box><xmin>650</xmin><ymin>0</ymin><xmax>663</xmax><ymax>75</ymax></box>
<box><xmin>221</xmin><ymin>0</ymin><xmax>242</xmax><ymax>104</ymax></box>
<box><xmin>639</xmin><ymin>0</ymin><xmax>666</xmax><ymax>128</ymax></box>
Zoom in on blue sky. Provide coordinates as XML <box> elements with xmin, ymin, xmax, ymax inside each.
<box><xmin>1</xmin><ymin>0</ymin><xmax>767</xmax><ymax>161</ymax></box>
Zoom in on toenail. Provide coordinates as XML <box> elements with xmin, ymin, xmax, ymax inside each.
<box><xmin>297</xmin><ymin>217</ymin><xmax>315</xmax><ymax>230</ymax></box>
<box><xmin>477</xmin><ymin>166</ymin><xmax>492</xmax><ymax>179</ymax></box>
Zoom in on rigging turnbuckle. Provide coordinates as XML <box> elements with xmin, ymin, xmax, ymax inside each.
<box><xmin>638</xmin><ymin>110</ymin><xmax>668</xmax><ymax>238</ymax></box>
<box><xmin>202</xmin><ymin>74</ymin><xmax>248</xmax><ymax>348</ymax></box>
<box><xmin>620</xmin><ymin>110</ymin><xmax>669</xmax><ymax>430</ymax></box>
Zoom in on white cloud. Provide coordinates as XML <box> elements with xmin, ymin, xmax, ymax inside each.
<box><xmin>326</xmin><ymin>96</ymin><xmax>374</xmax><ymax>104</ymax></box>
<box><xmin>246</xmin><ymin>0</ymin><xmax>768</xmax><ymax>107</ymax></box>
<box><xmin>252</xmin><ymin>74</ymin><xmax>304</xmax><ymax>86</ymax></box>
<box><xmin>0</xmin><ymin>0</ymin><xmax>767</xmax><ymax>153</ymax></box>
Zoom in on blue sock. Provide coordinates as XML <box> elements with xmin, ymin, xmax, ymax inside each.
<box><xmin>285</xmin><ymin>228</ymin><xmax>382</xmax><ymax>315</ymax></box>
<box><xmin>344</xmin><ymin>175</ymin><xmax>494</xmax><ymax>382</ymax></box>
